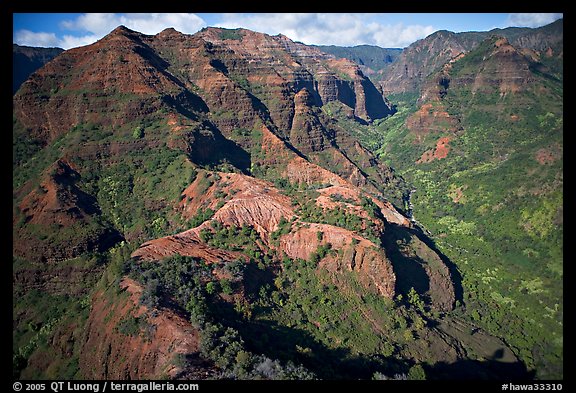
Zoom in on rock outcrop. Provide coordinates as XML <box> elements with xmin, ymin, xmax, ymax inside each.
<box><xmin>132</xmin><ymin>170</ymin><xmax>400</xmax><ymax>299</ymax></box>
<box><xmin>284</xmin><ymin>223</ymin><xmax>396</xmax><ymax>298</ymax></box>
<box><xmin>80</xmin><ymin>277</ymin><xmax>211</xmax><ymax>379</ymax></box>
<box><xmin>130</xmin><ymin>168</ymin><xmax>454</xmax><ymax>307</ymax></box>
<box><xmin>13</xmin><ymin>159</ymin><xmax>122</xmax><ymax>263</ymax></box>
<box><xmin>289</xmin><ymin>88</ymin><xmax>331</xmax><ymax>154</ymax></box>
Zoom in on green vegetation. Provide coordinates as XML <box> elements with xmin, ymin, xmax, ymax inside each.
<box><xmin>13</xmin><ymin>276</ymin><xmax>93</xmax><ymax>378</ymax></box>
<box><xmin>123</xmin><ymin>246</ymin><xmax>443</xmax><ymax>379</ymax></box>
<box><xmin>218</xmin><ymin>28</ymin><xmax>244</xmax><ymax>41</ymax></box>
<box><xmin>13</xmin><ymin>118</ymin><xmax>44</xmax><ymax>171</ymax></box>
<box><xmin>128</xmin><ymin>254</ymin><xmax>315</xmax><ymax>379</ymax></box>
<box><xmin>270</xmin><ymin>217</ymin><xmax>292</xmax><ymax>242</ymax></box>
<box><xmin>12</xmin><ymin>24</ymin><xmax>562</xmax><ymax>381</ymax></box>
<box><xmin>269</xmin><ymin>183</ymin><xmax>382</xmax><ymax>244</ymax></box>
<box><xmin>187</xmin><ymin>207</ymin><xmax>215</xmax><ymax>228</ymax></box>
<box><xmin>12</xmin><ymin>111</ymin><xmax>201</xmax><ymax>377</ymax></box>
<box><xmin>224</xmin><ymin>251</ymin><xmax>440</xmax><ymax>379</ymax></box>
<box><xmin>92</xmin><ymin>146</ymin><xmax>196</xmax><ymax>240</ymax></box>
<box><xmin>340</xmin><ymin>42</ymin><xmax>564</xmax><ymax>379</ymax></box>
<box><xmin>199</xmin><ymin>221</ymin><xmax>263</xmax><ymax>258</ymax></box>
<box><xmin>315</xmin><ymin>45</ymin><xmax>402</xmax><ymax>79</ymax></box>
<box><xmin>13</xmin><ymin>241</ymin><xmax>138</xmax><ymax>379</ymax></box>
<box><xmin>13</xmin><ymin>110</ymin><xmax>196</xmax><ymax>223</ymax></box>
<box><xmin>132</xmin><ymin>125</ymin><xmax>144</xmax><ymax>139</ymax></box>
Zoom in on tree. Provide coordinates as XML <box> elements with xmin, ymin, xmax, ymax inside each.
<box><xmin>220</xmin><ymin>279</ymin><xmax>233</xmax><ymax>295</ymax></box>
<box><xmin>186</xmin><ymin>293</ymin><xmax>208</xmax><ymax>328</ymax></box>
<box><xmin>205</xmin><ymin>281</ymin><xmax>217</xmax><ymax>295</ymax></box>
<box><xmin>140</xmin><ymin>279</ymin><xmax>160</xmax><ymax>309</ymax></box>
<box><xmin>240</xmin><ymin>224</ymin><xmax>252</xmax><ymax>237</ymax></box>
<box><xmin>407</xmin><ymin>287</ymin><xmax>426</xmax><ymax>313</ymax></box>
<box><xmin>407</xmin><ymin>364</ymin><xmax>426</xmax><ymax>380</ymax></box>
<box><xmin>132</xmin><ymin>125</ymin><xmax>144</xmax><ymax>139</ymax></box>
<box><xmin>234</xmin><ymin>350</ymin><xmax>254</xmax><ymax>378</ymax></box>
<box><xmin>225</xmin><ymin>260</ymin><xmax>245</xmax><ymax>280</ymax></box>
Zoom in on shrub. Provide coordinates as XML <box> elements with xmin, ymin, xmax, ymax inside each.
<box><xmin>407</xmin><ymin>364</ymin><xmax>426</xmax><ymax>380</ymax></box>
<box><xmin>140</xmin><ymin>279</ymin><xmax>161</xmax><ymax>309</ymax></box>
<box><xmin>220</xmin><ymin>279</ymin><xmax>233</xmax><ymax>295</ymax></box>
<box><xmin>116</xmin><ymin>316</ymin><xmax>142</xmax><ymax>337</ymax></box>
<box><xmin>132</xmin><ymin>125</ymin><xmax>144</xmax><ymax>139</ymax></box>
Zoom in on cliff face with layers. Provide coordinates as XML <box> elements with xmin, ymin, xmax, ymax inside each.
<box><xmin>13</xmin><ymin>25</ymin><xmax>401</xmax><ymax>196</ymax></box>
<box><xmin>191</xmin><ymin>27</ymin><xmax>394</xmax><ymax>124</ymax></box>
<box><xmin>13</xmin><ymin>25</ymin><xmax>461</xmax><ymax>380</ymax></box>
<box><xmin>402</xmin><ymin>32</ymin><xmax>559</xmax><ymax>166</ymax></box>
<box><xmin>131</xmin><ymin>171</ymin><xmax>405</xmax><ymax>301</ymax></box>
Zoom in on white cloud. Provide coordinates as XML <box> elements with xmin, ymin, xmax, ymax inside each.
<box><xmin>372</xmin><ymin>23</ymin><xmax>436</xmax><ymax>48</ymax></box>
<box><xmin>15</xmin><ymin>13</ymin><xmax>436</xmax><ymax>50</ymax></box>
<box><xmin>14</xmin><ymin>29</ymin><xmax>60</xmax><ymax>47</ymax></box>
<box><xmin>215</xmin><ymin>13</ymin><xmax>435</xmax><ymax>48</ymax></box>
<box><xmin>60</xmin><ymin>13</ymin><xmax>122</xmax><ymax>36</ymax></box>
<box><xmin>121</xmin><ymin>13</ymin><xmax>207</xmax><ymax>35</ymax></box>
<box><xmin>60</xmin><ymin>13</ymin><xmax>206</xmax><ymax>37</ymax></box>
<box><xmin>506</xmin><ymin>13</ymin><xmax>563</xmax><ymax>28</ymax></box>
<box><xmin>59</xmin><ymin>34</ymin><xmax>102</xmax><ymax>49</ymax></box>
<box><xmin>21</xmin><ymin>13</ymin><xmax>209</xmax><ymax>49</ymax></box>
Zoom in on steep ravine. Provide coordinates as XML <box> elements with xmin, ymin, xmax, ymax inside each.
<box><xmin>12</xmin><ymin>21</ymin><xmax>558</xmax><ymax>380</ymax></box>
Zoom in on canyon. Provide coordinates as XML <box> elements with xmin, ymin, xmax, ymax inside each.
<box><xmin>13</xmin><ymin>19</ymin><xmax>562</xmax><ymax>380</ymax></box>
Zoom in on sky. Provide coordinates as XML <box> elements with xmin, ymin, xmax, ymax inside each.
<box><xmin>13</xmin><ymin>13</ymin><xmax>564</xmax><ymax>50</ymax></box>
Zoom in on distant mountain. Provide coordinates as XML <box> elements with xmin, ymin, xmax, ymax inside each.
<box><xmin>315</xmin><ymin>45</ymin><xmax>402</xmax><ymax>78</ymax></box>
<box><xmin>13</xmin><ymin>44</ymin><xmax>64</xmax><ymax>94</ymax></box>
<box><xmin>379</xmin><ymin>19</ymin><xmax>563</xmax><ymax>95</ymax></box>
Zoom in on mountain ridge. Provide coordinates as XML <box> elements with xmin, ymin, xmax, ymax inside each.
<box><xmin>360</xmin><ymin>29</ymin><xmax>562</xmax><ymax>379</ymax></box>
<box><xmin>378</xmin><ymin>19</ymin><xmax>562</xmax><ymax>95</ymax></box>
<box><xmin>314</xmin><ymin>44</ymin><xmax>402</xmax><ymax>79</ymax></box>
<box><xmin>12</xmin><ymin>21</ymin><xmax>561</xmax><ymax>380</ymax></box>
<box><xmin>13</xmin><ymin>24</ymin><xmax>456</xmax><ymax>379</ymax></box>
<box><xmin>13</xmin><ymin>44</ymin><xmax>64</xmax><ymax>94</ymax></box>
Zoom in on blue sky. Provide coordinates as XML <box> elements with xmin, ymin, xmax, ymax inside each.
<box><xmin>13</xmin><ymin>13</ymin><xmax>563</xmax><ymax>50</ymax></box>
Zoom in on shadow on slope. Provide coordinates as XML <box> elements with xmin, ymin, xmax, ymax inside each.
<box><xmin>382</xmin><ymin>223</ymin><xmax>463</xmax><ymax>308</ymax></box>
<box><xmin>231</xmin><ymin>317</ymin><xmax>407</xmax><ymax>380</ymax></box>
<box><xmin>185</xmin><ymin>122</ymin><xmax>251</xmax><ymax>174</ymax></box>
<box><xmin>425</xmin><ymin>349</ymin><xmax>535</xmax><ymax>380</ymax></box>
<box><xmin>411</xmin><ymin>225</ymin><xmax>464</xmax><ymax>305</ymax></box>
